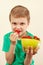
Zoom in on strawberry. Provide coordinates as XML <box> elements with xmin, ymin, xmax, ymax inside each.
<box><xmin>34</xmin><ymin>36</ymin><xmax>40</xmax><ymax>40</ymax></box>
<box><xmin>15</xmin><ymin>30</ymin><xmax>21</xmax><ymax>34</ymax></box>
<box><xmin>22</xmin><ymin>36</ymin><xmax>32</xmax><ymax>39</ymax></box>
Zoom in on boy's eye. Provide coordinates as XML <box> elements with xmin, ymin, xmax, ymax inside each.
<box><xmin>12</xmin><ymin>22</ymin><xmax>17</xmax><ymax>25</ymax></box>
<box><xmin>20</xmin><ymin>23</ymin><xmax>25</xmax><ymax>25</ymax></box>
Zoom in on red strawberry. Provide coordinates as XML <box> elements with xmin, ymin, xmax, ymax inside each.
<box><xmin>22</xmin><ymin>36</ymin><xmax>32</xmax><ymax>39</ymax></box>
<box><xmin>15</xmin><ymin>30</ymin><xmax>21</xmax><ymax>34</ymax></box>
<box><xmin>34</xmin><ymin>36</ymin><xmax>40</xmax><ymax>40</ymax></box>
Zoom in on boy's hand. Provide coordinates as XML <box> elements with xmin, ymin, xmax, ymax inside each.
<box><xmin>24</xmin><ymin>46</ymin><xmax>39</xmax><ymax>65</ymax></box>
<box><xmin>9</xmin><ymin>32</ymin><xmax>18</xmax><ymax>45</ymax></box>
<box><xmin>25</xmin><ymin>46</ymin><xmax>39</xmax><ymax>58</ymax></box>
<box><xmin>25</xmin><ymin>47</ymin><xmax>33</xmax><ymax>58</ymax></box>
<box><xmin>33</xmin><ymin>46</ymin><xmax>39</xmax><ymax>55</ymax></box>
<box><xmin>24</xmin><ymin>47</ymin><xmax>33</xmax><ymax>65</ymax></box>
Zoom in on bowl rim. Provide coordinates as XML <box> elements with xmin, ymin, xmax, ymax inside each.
<box><xmin>21</xmin><ymin>38</ymin><xmax>40</xmax><ymax>41</ymax></box>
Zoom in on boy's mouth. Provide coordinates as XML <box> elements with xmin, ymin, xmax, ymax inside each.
<box><xmin>15</xmin><ymin>29</ymin><xmax>21</xmax><ymax>34</ymax></box>
<box><xmin>13</xmin><ymin>29</ymin><xmax>26</xmax><ymax>37</ymax></box>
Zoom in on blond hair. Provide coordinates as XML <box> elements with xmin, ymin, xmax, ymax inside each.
<box><xmin>9</xmin><ymin>5</ymin><xmax>30</xmax><ymax>22</ymax></box>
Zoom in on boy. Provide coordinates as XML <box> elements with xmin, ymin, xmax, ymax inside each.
<box><xmin>2</xmin><ymin>5</ymin><xmax>39</xmax><ymax>65</ymax></box>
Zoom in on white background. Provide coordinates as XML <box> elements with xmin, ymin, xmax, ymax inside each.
<box><xmin>0</xmin><ymin>0</ymin><xmax>43</xmax><ymax>65</ymax></box>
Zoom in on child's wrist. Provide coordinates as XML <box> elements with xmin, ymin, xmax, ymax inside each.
<box><xmin>10</xmin><ymin>43</ymin><xmax>16</xmax><ymax>54</ymax></box>
<box><xmin>13</xmin><ymin>45</ymin><xmax>16</xmax><ymax>54</ymax></box>
<box><xmin>24</xmin><ymin>56</ymin><xmax>32</xmax><ymax>65</ymax></box>
<box><xmin>11</xmin><ymin>41</ymin><xmax>16</xmax><ymax>45</ymax></box>
<box><xmin>26</xmin><ymin>53</ymin><xmax>33</xmax><ymax>60</ymax></box>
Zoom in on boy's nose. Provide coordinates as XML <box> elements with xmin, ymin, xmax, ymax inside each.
<box><xmin>16</xmin><ymin>25</ymin><xmax>21</xmax><ymax>29</ymax></box>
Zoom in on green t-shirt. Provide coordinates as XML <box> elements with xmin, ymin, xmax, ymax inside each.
<box><xmin>2</xmin><ymin>31</ymin><xmax>34</xmax><ymax>65</ymax></box>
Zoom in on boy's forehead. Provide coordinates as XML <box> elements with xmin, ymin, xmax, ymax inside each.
<box><xmin>11</xmin><ymin>15</ymin><xmax>28</xmax><ymax>22</ymax></box>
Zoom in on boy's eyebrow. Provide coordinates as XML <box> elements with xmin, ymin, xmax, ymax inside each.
<box><xmin>12</xmin><ymin>22</ymin><xmax>17</xmax><ymax>24</ymax></box>
<box><xmin>11</xmin><ymin>21</ymin><xmax>25</xmax><ymax>23</ymax></box>
<box><xmin>11</xmin><ymin>22</ymin><xmax>17</xmax><ymax>23</ymax></box>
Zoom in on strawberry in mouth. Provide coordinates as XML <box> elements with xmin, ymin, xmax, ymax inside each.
<box><xmin>14</xmin><ymin>29</ymin><xmax>21</xmax><ymax>34</ymax></box>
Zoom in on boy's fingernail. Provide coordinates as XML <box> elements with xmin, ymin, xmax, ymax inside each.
<box><xmin>31</xmin><ymin>49</ymin><xmax>33</xmax><ymax>54</ymax></box>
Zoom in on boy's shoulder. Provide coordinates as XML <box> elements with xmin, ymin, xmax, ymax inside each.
<box><xmin>4</xmin><ymin>31</ymin><xmax>12</xmax><ymax>38</ymax></box>
<box><xmin>26</xmin><ymin>31</ymin><xmax>34</xmax><ymax>38</ymax></box>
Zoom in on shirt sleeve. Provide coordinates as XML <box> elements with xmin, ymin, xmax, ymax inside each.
<box><xmin>30</xmin><ymin>59</ymin><xmax>34</xmax><ymax>65</ymax></box>
<box><xmin>26</xmin><ymin>31</ymin><xmax>34</xmax><ymax>38</ymax></box>
<box><xmin>2</xmin><ymin>34</ymin><xmax>10</xmax><ymax>52</ymax></box>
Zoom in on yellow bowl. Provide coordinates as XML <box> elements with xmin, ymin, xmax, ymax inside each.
<box><xmin>21</xmin><ymin>39</ymin><xmax>40</xmax><ymax>49</ymax></box>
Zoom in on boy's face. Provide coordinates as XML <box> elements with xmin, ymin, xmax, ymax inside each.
<box><xmin>10</xmin><ymin>15</ymin><xmax>30</xmax><ymax>37</ymax></box>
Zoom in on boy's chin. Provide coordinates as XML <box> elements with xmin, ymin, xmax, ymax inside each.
<box><xmin>18</xmin><ymin>31</ymin><xmax>26</xmax><ymax>37</ymax></box>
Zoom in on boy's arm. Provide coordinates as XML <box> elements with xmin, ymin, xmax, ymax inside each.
<box><xmin>24</xmin><ymin>55</ymin><xmax>32</xmax><ymax>65</ymax></box>
<box><xmin>5</xmin><ymin>43</ymin><xmax>15</xmax><ymax>64</ymax></box>
<box><xmin>5</xmin><ymin>32</ymin><xmax>18</xmax><ymax>64</ymax></box>
<box><xmin>24</xmin><ymin>48</ymin><xmax>33</xmax><ymax>65</ymax></box>
<box><xmin>24</xmin><ymin>46</ymin><xmax>39</xmax><ymax>65</ymax></box>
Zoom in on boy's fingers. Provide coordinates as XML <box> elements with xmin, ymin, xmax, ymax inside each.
<box><xmin>9</xmin><ymin>32</ymin><xmax>18</xmax><ymax>43</ymax></box>
<box><xmin>26</xmin><ymin>47</ymin><xmax>33</xmax><ymax>55</ymax></box>
<box><xmin>31</xmin><ymin>49</ymin><xmax>33</xmax><ymax>54</ymax></box>
<box><xmin>33</xmin><ymin>46</ymin><xmax>39</xmax><ymax>55</ymax></box>
<box><xmin>13</xmin><ymin>32</ymin><xmax>18</xmax><ymax>36</ymax></box>
<box><xmin>26</xmin><ymin>49</ymin><xmax>29</xmax><ymax>54</ymax></box>
<box><xmin>29</xmin><ymin>47</ymin><xmax>33</xmax><ymax>54</ymax></box>
<box><xmin>25</xmin><ymin>46</ymin><xmax>40</xmax><ymax>55</ymax></box>
<box><xmin>10</xmin><ymin>33</ymin><xmax>18</xmax><ymax>38</ymax></box>
<box><xmin>34</xmin><ymin>46</ymin><xmax>39</xmax><ymax>52</ymax></box>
